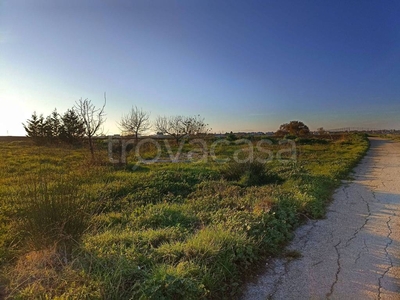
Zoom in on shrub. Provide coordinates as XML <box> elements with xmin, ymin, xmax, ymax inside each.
<box><xmin>226</xmin><ymin>133</ymin><xmax>237</xmax><ymax>141</ymax></box>
<box><xmin>220</xmin><ymin>160</ymin><xmax>281</xmax><ymax>186</ymax></box>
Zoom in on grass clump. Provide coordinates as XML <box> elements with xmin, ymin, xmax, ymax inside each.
<box><xmin>4</xmin><ymin>247</ymin><xmax>102</xmax><ymax>299</ymax></box>
<box><xmin>13</xmin><ymin>176</ymin><xmax>91</xmax><ymax>253</ymax></box>
<box><xmin>153</xmin><ymin>226</ymin><xmax>256</xmax><ymax>298</ymax></box>
<box><xmin>220</xmin><ymin>160</ymin><xmax>281</xmax><ymax>186</ymax></box>
<box><xmin>129</xmin><ymin>203</ymin><xmax>200</xmax><ymax>230</ymax></box>
<box><xmin>140</xmin><ymin>262</ymin><xmax>207</xmax><ymax>300</ymax></box>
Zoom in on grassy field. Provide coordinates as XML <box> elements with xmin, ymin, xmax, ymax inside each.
<box><xmin>0</xmin><ymin>134</ymin><xmax>369</xmax><ymax>299</ymax></box>
<box><xmin>378</xmin><ymin>133</ymin><xmax>400</xmax><ymax>142</ymax></box>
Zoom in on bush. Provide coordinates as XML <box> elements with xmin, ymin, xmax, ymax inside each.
<box><xmin>220</xmin><ymin>160</ymin><xmax>281</xmax><ymax>186</ymax></box>
<box><xmin>226</xmin><ymin>133</ymin><xmax>237</xmax><ymax>141</ymax></box>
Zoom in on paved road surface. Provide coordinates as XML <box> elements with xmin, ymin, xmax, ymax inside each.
<box><xmin>243</xmin><ymin>138</ymin><xmax>400</xmax><ymax>300</ymax></box>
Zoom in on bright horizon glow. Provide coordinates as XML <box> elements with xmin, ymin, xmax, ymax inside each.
<box><xmin>1</xmin><ymin>0</ymin><xmax>400</xmax><ymax>136</ymax></box>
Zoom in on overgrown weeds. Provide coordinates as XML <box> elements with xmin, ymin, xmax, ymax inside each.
<box><xmin>220</xmin><ymin>160</ymin><xmax>282</xmax><ymax>186</ymax></box>
<box><xmin>0</xmin><ymin>134</ymin><xmax>370</xmax><ymax>299</ymax></box>
<box><xmin>13</xmin><ymin>175</ymin><xmax>91</xmax><ymax>253</ymax></box>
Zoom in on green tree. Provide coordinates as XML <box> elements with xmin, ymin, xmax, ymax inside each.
<box><xmin>60</xmin><ymin>109</ymin><xmax>86</xmax><ymax>145</ymax></box>
<box><xmin>30</xmin><ymin>109</ymin><xmax>62</xmax><ymax>143</ymax></box>
<box><xmin>276</xmin><ymin>121</ymin><xmax>310</xmax><ymax>136</ymax></box>
<box><xmin>43</xmin><ymin>115</ymin><xmax>55</xmax><ymax>141</ymax></box>
<box><xmin>22</xmin><ymin>112</ymin><xmax>46</xmax><ymax>143</ymax></box>
<box><xmin>50</xmin><ymin>109</ymin><xmax>62</xmax><ymax>138</ymax></box>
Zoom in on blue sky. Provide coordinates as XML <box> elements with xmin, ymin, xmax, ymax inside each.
<box><xmin>1</xmin><ymin>0</ymin><xmax>400</xmax><ymax>136</ymax></box>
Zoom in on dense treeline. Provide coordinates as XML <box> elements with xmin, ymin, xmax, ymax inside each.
<box><xmin>23</xmin><ymin>109</ymin><xmax>85</xmax><ymax>145</ymax></box>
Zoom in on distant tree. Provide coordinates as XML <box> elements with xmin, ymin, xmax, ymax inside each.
<box><xmin>50</xmin><ymin>109</ymin><xmax>62</xmax><ymax>138</ymax></box>
<box><xmin>226</xmin><ymin>131</ymin><xmax>237</xmax><ymax>141</ymax></box>
<box><xmin>118</xmin><ymin>106</ymin><xmax>151</xmax><ymax>141</ymax></box>
<box><xmin>181</xmin><ymin>114</ymin><xmax>209</xmax><ymax>136</ymax></box>
<box><xmin>43</xmin><ymin>115</ymin><xmax>54</xmax><ymax>140</ymax></box>
<box><xmin>42</xmin><ymin>109</ymin><xmax>61</xmax><ymax>142</ymax></box>
<box><xmin>154</xmin><ymin>115</ymin><xmax>210</xmax><ymax>142</ymax></box>
<box><xmin>23</xmin><ymin>111</ymin><xmax>40</xmax><ymax>138</ymax></box>
<box><xmin>317</xmin><ymin>127</ymin><xmax>326</xmax><ymax>135</ymax></box>
<box><xmin>60</xmin><ymin>109</ymin><xmax>86</xmax><ymax>145</ymax></box>
<box><xmin>23</xmin><ymin>112</ymin><xmax>46</xmax><ymax>143</ymax></box>
<box><xmin>74</xmin><ymin>96</ymin><xmax>106</xmax><ymax>159</ymax></box>
<box><xmin>276</xmin><ymin>120</ymin><xmax>310</xmax><ymax>136</ymax></box>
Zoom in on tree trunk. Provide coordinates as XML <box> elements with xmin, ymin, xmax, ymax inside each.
<box><xmin>88</xmin><ymin>135</ymin><xmax>95</xmax><ymax>160</ymax></box>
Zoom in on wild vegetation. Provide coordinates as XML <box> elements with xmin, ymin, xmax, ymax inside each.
<box><xmin>0</xmin><ymin>133</ymin><xmax>369</xmax><ymax>299</ymax></box>
<box><xmin>377</xmin><ymin>133</ymin><xmax>400</xmax><ymax>142</ymax></box>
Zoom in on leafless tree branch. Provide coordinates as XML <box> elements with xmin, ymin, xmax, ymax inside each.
<box><xmin>74</xmin><ymin>95</ymin><xmax>106</xmax><ymax>159</ymax></box>
<box><xmin>118</xmin><ymin>106</ymin><xmax>151</xmax><ymax>141</ymax></box>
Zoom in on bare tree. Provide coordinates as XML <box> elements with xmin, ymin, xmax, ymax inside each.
<box><xmin>118</xmin><ymin>106</ymin><xmax>151</xmax><ymax>141</ymax></box>
<box><xmin>74</xmin><ymin>95</ymin><xmax>106</xmax><ymax>159</ymax></box>
<box><xmin>155</xmin><ymin>115</ymin><xmax>183</xmax><ymax>142</ymax></box>
<box><xmin>155</xmin><ymin>115</ymin><xmax>210</xmax><ymax>142</ymax></box>
<box><xmin>181</xmin><ymin>114</ymin><xmax>209</xmax><ymax>136</ymax></box>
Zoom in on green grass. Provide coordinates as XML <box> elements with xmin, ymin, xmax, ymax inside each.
<box><xmin>0</xmin><ymin>134</ymin><xmax>369</xmax><ymax>299</ymax></box>
<box><xmin>374</xmin><ymin>133</ymin><xmax>400</xmax><ymax>142</ymax></box>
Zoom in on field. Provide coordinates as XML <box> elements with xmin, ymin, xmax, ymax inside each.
<box><xmin>0</xmin><ymin>134</ymin><xmax>369</xmax><ymax>299</ymax></box>
<box><xmin>379</xmin><ymin>133</ymin><xmax>400</xmax><ymax>142</ymax></box>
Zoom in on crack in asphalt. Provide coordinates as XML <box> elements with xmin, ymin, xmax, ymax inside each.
<box><xmin>266</xmin><ymin>261</ymin><xmax>288</xmax><ymax>300</ymax></box>
<box><xmin>377</xmin><ymin>215</ymin><xmax>394</xmax><ymax>300</ymax></box>
<box><xmin>267</xmin><ymin>219</ymin><xmax>319</xmax><ymax>299</ymax></box>
<box><xmin>267</xmin><ymin>220</ymin><xmax>318</xmax><ymax>300</ymax></box>
<box><xmin>354</xmin><ymin>238</ymin><xmax>368</xmax><ymax>264</ymax></box>
<box><xmin>326</xmin><ymin>239</ymin><xmax>342</xmax><ymax>299</ymax></box>
<box><xmin>342</xmin><ymin>185</ymin><xmax>350</xmax><ymax>204</ymax></box>
<box><xmin>300</xmin><ymin>220</ymin><xmax>318</xmax><ymax>250</ymax></box>
<box><xmin>345</xmin><ymin>194</ymin><xmax>371</xmax><ymax>248</ymax></box>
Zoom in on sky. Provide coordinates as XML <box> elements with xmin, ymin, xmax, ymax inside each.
<box><xmin>1</xmin><ymin>0</ymin><xmax>400</xmax><ymax>136</ymax></box>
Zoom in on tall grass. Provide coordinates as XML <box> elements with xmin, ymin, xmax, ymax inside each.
<box><xmin>14</xmin><ymin>175</ymin><xmax>91</xmax><ymax>252</ymax></box>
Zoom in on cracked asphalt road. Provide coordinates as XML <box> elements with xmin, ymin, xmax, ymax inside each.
<box><xmin>242</xmin><ymin>138</ymin><xmax>400</xmax><ymax>300</ymax></box>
